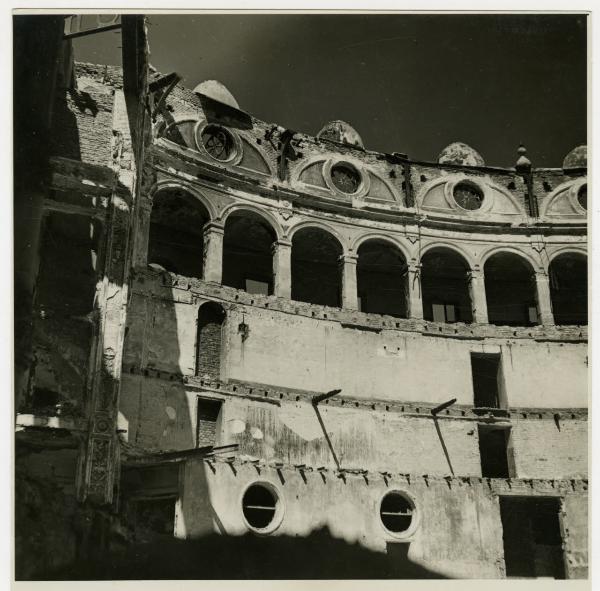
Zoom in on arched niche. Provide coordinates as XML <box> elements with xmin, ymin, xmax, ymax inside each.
<box><xmin>196</xmin><ymin>302</ymin><xmax>226</xmax><ymax>379</ymax></box>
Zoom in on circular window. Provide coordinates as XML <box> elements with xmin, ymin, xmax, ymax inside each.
<box><xmin>453</xmin><ymin>182</ymin><xmax>484</xmax><ymax>210</ymax></box>
<box><xmin>380</xmin><ymin>491</ymin><xmax>415</xmax><ymax>535</ymax></box>
<box><xmin>577</xmin><ymin>184</ymin><xmax>587</xmax><ymax>210</ymax></box>
<box><xmin>200</xmin><ymin>124</ymin><xmax>235</xmax><ymax>161</ymax></box>
<box><xmin>242</xmin><ymin>483</ymin><xmax>282</xmax><ymax>533</ymax></box>
<box><xmin>331</xmin><ymin>163</ymin><xmax>361</xmax><ymax>194</ymax></box>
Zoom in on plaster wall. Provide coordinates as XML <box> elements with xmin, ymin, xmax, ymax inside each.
<box><xmin>118</xmin><ymin>375</ymin><xmax>587</xmax><ymax>480</ymax></box>
<box><xmin>122</xmin><ymin>293</ymin><xmax>588</xmax><ymax>409</ymax></box>
<box><xmin>176</xmin><ymin>459</ymin><xmax>587</xmax><ymax>578</ymax></box>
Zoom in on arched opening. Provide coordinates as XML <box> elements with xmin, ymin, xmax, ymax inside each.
<box><xmin>196</xmin><ymin>302</ymin><xmax>226</xmax><ymax>379</ymax></box>
<box><xmin>222</xmin><ymin>210</ymin><xmax>277</xmax><ymax>294</ymax></box>
<box><xmin>148</xmin><ymin>188</ymin><xmax>209</xmax><ymax>278</ymax></box>
<box><xmin>484</xmin><ymin>253</ymin><xmax>538</xmax><ymax>326</ymax></box>
<box><xmin>291</xmin><ymin>227</ymin><xmax>343</xmax><ymax>307</ymax></box>
<box><xmin>421</xmin><ymin>248</ymin><xmax>472</xmax><ymax>323</ymax></box>
<box><xmin>357</xmin><ymin>239</ymin><xmax>407</xmax><ymax>317</ymax></box>
<box><xmin>549</xmin><ymin>253</ymin><xmax>587</xmax><ymax>325</ymax></box>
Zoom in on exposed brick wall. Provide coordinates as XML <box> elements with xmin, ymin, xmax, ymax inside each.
<box><xmin>196</xmin><ymin>303</ymin><xmax>225</xmax><ymax>379</ymax></box>
<box><xmin>74</xmin><ymin>61</ymin><xmax>124</xmax><ymax>88</ymax></box>
<box><xmin>196</xmin><ymin>398</ymin><xmax>222</xmax><ymax>447</ymax></box>
<box><xmin>511</xmin><ymin>418</ymin><xmax>587</xmax><ymax>479</ymax></box>
<box><xmin>50</xmin><ymin>87</ymin><xmax>114</xmax><ymax>166</ymax></box>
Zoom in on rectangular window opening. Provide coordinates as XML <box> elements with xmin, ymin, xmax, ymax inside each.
<box><xmin>432</xmin><ymin>303</ymin><xmax>457</xmax><ymax>323</ymax></box>
<box><xmin>499</xmin><ymin>496</ymin><xmax>565</xmax><ymax>579</ymax></box>
<box><xmin>245</xmin><ymin>278</ymin><xmax>270</xmax><ymax>295</ymax></box>
<box><xmin>528</xmin><ymin>306</ymin><xmax>539</xmax><ymax>325</ymax></box>
<box><xmin>197</xmin><ymin>397</ymin><xmax>223</xmax><ymax>448</ymax></box>
<box><xmin>471</xmin><ymin>353</ymin><xmax>502</xmax><ymax>408</ymax></box>
<box><xmin>478</xmin><ymin>425</ymin><xmax>512</xmax><ymax>478</ymax></box>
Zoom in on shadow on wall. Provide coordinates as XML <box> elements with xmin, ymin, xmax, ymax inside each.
<box><xmin>45</xmin><ymin>526</ymin><xmax>449</xmax><ymax>580</ymax></box>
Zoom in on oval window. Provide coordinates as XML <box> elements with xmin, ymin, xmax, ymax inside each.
<box><xmin>199</xmin><ymin>124</ymin><xmax>236</xmax><ymax>161</ymax></box>
<box><xmin>380</xmin><ymin>491</ymin><xmax>414</xmax><ymax>534</ymax></box>
<box><xmin>242</xmin><ymin>483</ymin><xmax>280</xmax><ymax>532</ymax></box>
<box><xmin>331</xmin><ymin>163</ymin><xmax>361</xmax><ymax>194</ymax></box>
<box><xmin>453</xmin><ymin>182</ymin><xmax>484</xmax><ymax>211</ymax></box>
<box><xmin>577</xmin><ymin>184</ymin><xmax>587</xmax><ymax>211</ymax></box>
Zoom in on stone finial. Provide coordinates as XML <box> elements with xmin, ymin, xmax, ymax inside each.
<box><xmin>562</xmin><ymin>145</ymin><xmax>587</xmax><ymax>170</ymax></box>
<box><xmin>193</xmin><ymin>80</ymin><xmax>239</xmax><ymax>109</ymax></box>
<box><xmin>438</xmin><ymin>142</ymin><xmax>485</xmax><ymax>166</ymax></box>
<box><xmin>515</xmin><ymin>144</ymin><xmax>532</xmax><ymax>172</ymax></box>
<box><xmin>317</xmin><ymin>120</ymin><xmax>364</xmax><ymax>149</ymax></box>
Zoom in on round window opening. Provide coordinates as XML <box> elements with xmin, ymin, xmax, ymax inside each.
<box><xmin>380</xmin><ymin>491</ymin><xmax>414</xmax><ymax>534</ymax></box>
<box><xmin>577</xmin><ymin>184</ymin><xmax>587</xmax><ymax>211</ymax></box>
<box><xmin>453</xmin><ymin>182</ymin><xmax>484</xmax><ymax>211</ymax></box>
<box><xmin>331</xmin><ymin>163</ymin><xmax>361</xmax><ymax>194</ymax></box>
<box><xmin>242</xmin><ymin>483</ymin><xmax>279</xmax><ymax>531</ymax></box>
<box><xmin>200</xmin><ymin>125</ymin><xmax>235</xmax><ymax>161</ymax></box>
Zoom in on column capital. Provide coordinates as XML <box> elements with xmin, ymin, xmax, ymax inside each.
<box><xmin>203</xmin><ymin>221</ymin><xmax>225</xmax><ymax>235</ymax></box>
<box><xmin>467</xmin><ymin>268</ymin><xmax>484</xmax><ymax>281</ymax></box>
<box><xmin>407</xmin><ymin>261</ymin><xmax>422</xmax><ymax>272</ymax></box>
<box><xmin>338</xmin><ymin>253</ymin><xmax>358</xmax><ymax>265</ymax></box>
<box><xmin>535</xmin><ymin>270</ymin><xmax>550</xmax><ymax>281</ymax></box>
<box><xmin>271</xmin><ymin>238</ymin><xmax>292</xmax><ymax>252</ymax></box>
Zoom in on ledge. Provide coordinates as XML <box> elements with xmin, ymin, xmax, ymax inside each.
<box><xmin>121</xmin><ymin>364</ymin><xmax>588</xmax><ymax>422</ymax></box>
<box><xmin>131</xmin><ymin>268</ymin><xmax>588</xmax><ymax>344</ymax></box>
<box><xmin>199</xmin><ymin>454</ymin><xmax>588</xmax><ymax>493</ymax></box>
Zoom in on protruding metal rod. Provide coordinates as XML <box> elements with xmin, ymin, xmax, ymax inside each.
<box><xmin>431</xmin><ymin>398</ymin><xmax>457</xmax><ymax>415</ymax></box>
<box><xmin>312</xmin><ymin>388</ymin><xmax>342</xmax><ymax>405</ymax></box>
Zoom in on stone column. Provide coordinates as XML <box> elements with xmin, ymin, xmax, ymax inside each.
<box><xmin>203</xmin><ymin>223</ymin><xmax>224</xmax><ymax>283</ymax></box>
<box><xmin>272</xmin><ymin>239</ymin><xmax>292</xmax><ymax>299</ymax></box>
<box><xmin>339</xmin><ymin>254</ymin><xmax>358</xmax><ymax>310</ymax></box>
<box><xmin>535</xmin><ymin>271</ymin><xmax>555</xmax><ymax>326</ymax></box>
<box><xmin>407</xmin><ymin>262</ymin><xmax>423</xmax><ymax>320</ymax></box>
<box><xmin>468</xmin><ymin>268</ymin><xmax>489</xmax><ymax>324</ymax></box>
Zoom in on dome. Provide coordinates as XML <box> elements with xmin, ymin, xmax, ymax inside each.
<box><xmin>193</xmin><ymin>80</ymin><xmax>239</xmax><ymax>109</ymax></box>
<box><xmin>317</xmin><ymin>120</ymin><xmax>364</xmax><ymax>149</ymax></box>
<box><xmin>562</xmin><ymin>145</ymin><xmax>587</xmax><ymax>170</ymax></box>
<box><xmin>438</xmin><ymin>142</ymin><xmax>485</xmax><ymax>167</ymax></box>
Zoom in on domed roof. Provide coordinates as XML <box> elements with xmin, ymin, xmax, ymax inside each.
<box><xmin>317</xmin><ymin>120</ymin><xmax>364</xmax><ymax>149</ymax></box>
<box><xmin>438</xmin><ymin>142</ymin><xmax>485</xmax><ymax>167</ymax></box>
<box><xmin>193</xmin><ymin>80</ymin><xmax>239</xmax><ymax>109</ymax></box>
<box><xmin>562</xmin><ymin>145</ymin><xmax>587</xmax><ymax>170</ymax></box>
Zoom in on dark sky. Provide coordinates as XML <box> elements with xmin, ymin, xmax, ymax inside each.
<box><xmin>74</xmin><ymin>13</ymin><xmax>587</xmax><ymax>168</ymax></box>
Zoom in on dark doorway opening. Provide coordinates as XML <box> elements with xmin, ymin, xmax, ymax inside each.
<box><xmin>291</xmin><ymin>227</ymin><xmax>343</xmax><ymax>307</ymax></box>
<box><xmin>471</xmin><ymin>353</ymin><xmax>502</xmax><ymax>408</ymax></box>
<box><xmin>148</xmin><ymin>189</ymin><xmax>209</xmax><ymax>278</ymax></box>
<box><xmin>222</xmin><ymin>211</ymin><xmax>276</xmax><ymax>294</ymax></box>
<box><xmin>549</xmin><ymin>253</ymin><xmax>587</xmax><ymax>325</ymax></box>
<box><xmin>484</xmin><ymin>253</ymin><xmax>538</xmax><ymax>326</ymax></box>
<box><xmin>500</xmin><ymin>496</ymin><xmax>565</xmax><ymax>579</ymax></box>
<box><xmin>356</xmin><ymin>239</ymin><xmax>407</xmax><ymax>317</ymax></box>
<box><xmin>421</xmin><ymin>247</ymin><xmax>472</xmax><ymax>323</ymax></box>
<box><xmin>478</xmin><ymin>426</ymin><xmax>512</xmax><ymax>478</ymax></box>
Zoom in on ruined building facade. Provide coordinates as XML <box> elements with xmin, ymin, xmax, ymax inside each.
<box><xmin>15</xmin><ymin>16</ymin><xmax>588</xmax><ymax>580</ymax></box>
